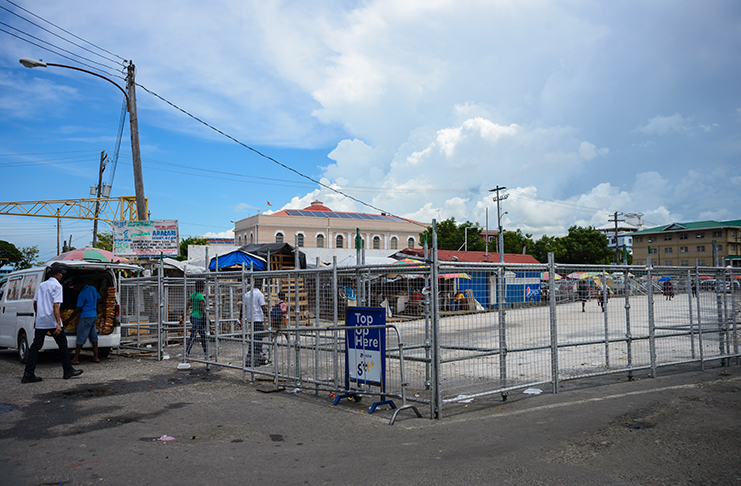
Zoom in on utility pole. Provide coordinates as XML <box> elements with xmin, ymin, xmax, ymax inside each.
<box><xmin>92</xmin><ymin>151</ymin><xmax>108</xmax><ymax>247</ymax></box>
<box><xmin>608</xmin><ymin>211</ymin><xmax>625</xmax><ymax>264</ymax></box>
<box><xmin>490</xmin><ymin>186</ymin><xmax>508</xmax><ymax>263</ymax></box>
<box><xmin>126</xmin><ymin>61</ymin><xmax>147</xmax><ymax>221</ymax></box>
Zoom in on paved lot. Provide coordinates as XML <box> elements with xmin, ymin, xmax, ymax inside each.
<box><xmin>0</xmin><ymin>347</ymin><xmax>739</xmax><ymax>486</ymax></box>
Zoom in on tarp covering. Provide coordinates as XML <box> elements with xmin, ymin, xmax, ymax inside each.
<box><xmin>209</xmin><ymin>250</ymin><xmax>266</xmax><ymax>271</ymax></box>
<box><xmin>238</xmin><ymin>243</ymin><xmax>307</xmax><ymax>269</ymax></box>
<box><xmin>162</xmin><ymin>258</ymin><xmax>207</xmax><ymax>274</ymax></box>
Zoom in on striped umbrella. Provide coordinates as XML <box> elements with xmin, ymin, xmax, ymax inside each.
<box><xmin>49</xmin><ymin>247</ymin><xmax>128</xmax><ymax>263</ymax></box>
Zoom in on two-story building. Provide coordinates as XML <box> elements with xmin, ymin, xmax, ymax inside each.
<box><xmin>232</xmin><ymin>200</ymin><xmax>428</xmax><ymax>263</ymax></box>
<box><xmin>631</xmin><ymin>220</ymin><xmax>741</xmax><ymax>267</ymax></box>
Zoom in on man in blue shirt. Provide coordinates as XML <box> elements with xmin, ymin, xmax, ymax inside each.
<box><xmin>71</xmin><ymin>278</ymin><xmax>101</xmax><ymax>364</ymax></box>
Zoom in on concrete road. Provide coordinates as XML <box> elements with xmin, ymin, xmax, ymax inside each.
<box><xmin>1</xmin><ymin>348</ymin><xmax>739</xmax><ymax>485</ymax></box>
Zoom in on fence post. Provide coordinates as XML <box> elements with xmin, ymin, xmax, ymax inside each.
<box><xmin>625</xmin><ymin>267</ymin><xmax>633</xmax><ymax>380</ymax></box>
<box><xmin>215</xmin><ymin>271</ymin><xmax>221</xmax><ymax>364</ymax></box>
<box><xmin>695</xmin><ymin>263</ymin><xmax>705</xmax><ymax>371</ymax></box>
<box><xmin>548</xmin><ymin>253</ymin><xmax>558</xmax><ymax>394</ymax></box>
<box><xmin>430</xmin><ymin>219</ymin><xmax>441</xmax><ymax>419</ymax></box>
<box><xmin>315</xmin><ymin>257</ymin><xmax>320</xmax><ymax>396</ymax></box>
<box><xmin>647</xmin><ymin>256</ymin><xmax>656</xmax><ymax>377</ymax></box>
<box><xmin>498</xmin><ymin>265</ymin><xmax>507</xmax><ymax>393</ymax></box>
<box><xmin>731</xmin><ymin>267</ymin><xmax>738</xmax><ymax>363</ymax></box>
<box><xmin>716</xmin><ymin>267</ymin><xmax>725</xmax><ymax>366</ymax></box>
<box><xmin>241</xmin><ymin>263</ymin><xmax>247</xmax><ymax>381</ymax></box>
<box><xmin>332</xmin><ymin>256</ymin><xmax>339</xmax><ymax>389</ymax></box>
<box><xmin>158</xmin><ymin>257</ymin><xmax>164</xmax><ymax>361</ymax></box>
<box><xmin>182</xmin><ymin>273</ymin><xmax>187</xmax><ymax>364</ymax></box>
<box><xmin>602</xmin><ymin>269</ymin><xmax>610</xmax><ymax>369</ymax></box>
<box><xmin>687</xmin><ymin>270</ymin><xmax>695</xmax><ymax>359</ymax></box>
<box><xmin>424</xmin><ymin>238</ymin><xmax>431</xmax><ymax>391</ymax></box>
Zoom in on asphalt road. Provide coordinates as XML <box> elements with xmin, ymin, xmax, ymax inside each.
<box><xmin>1</xmin><ymin>347</ymin><xmax>739</xmax><ymax>486</ymax></box>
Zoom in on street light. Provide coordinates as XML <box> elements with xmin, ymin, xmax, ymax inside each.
<box><xmin>19</xmin><ymin>57</ymin><xmax>147</xmax><ymax>221</ymax></box>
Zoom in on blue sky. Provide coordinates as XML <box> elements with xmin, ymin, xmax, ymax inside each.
<box><xmin>1</xmin><ymin>0</ymin><xmax>740</xmax><ymax>262</ymax></box>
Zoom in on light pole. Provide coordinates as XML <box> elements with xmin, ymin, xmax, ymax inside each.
<box><xmin>20</xmin><ymin>57</ymin><xmax>147</xmax><ymax>221</ymax></box>
<box><xmin>490</xmin><ymin>186</ymin><xmax>508</xmax><ymax>263</ymax></box>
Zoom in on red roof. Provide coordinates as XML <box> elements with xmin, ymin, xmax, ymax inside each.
<box><xmin>399</xmin><ymin>248</ymin><xmax>540</xmax><ymax>264</ymax></box>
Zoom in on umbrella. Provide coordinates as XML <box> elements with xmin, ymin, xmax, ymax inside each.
<box><xmin>541</xmin><ymin>272</ymin><xmax>562</xmax><ymax>281</ymax></box>
<box><xmin>49</xmin><ymin>247</ymin><xmax>128</xmax><ymax>263</ymax></box>
<box><xmin>659</xmin><ymin>276</ymin><xmax>672</xmax><ymax>282</ymax></box>
<box><xmin>440</xmin><ymin>273</ymin><xmax>471</xmax><ymax>280</ymax></box>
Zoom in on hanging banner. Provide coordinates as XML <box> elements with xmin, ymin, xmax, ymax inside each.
<box><xmin>112</xmin><ymin>220</ymin><xmax>179</xmax><ymax>257</ymax></box>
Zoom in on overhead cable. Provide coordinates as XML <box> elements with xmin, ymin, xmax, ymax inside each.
<box><xmin>136</xmin><ymin>83</ymin><xmax>428</xmax><ymax>228</ymax></box>
<box><xmin>1</xmin><ymin>2</ymin><xmax>123</xmax><ymax>65</ymax></box>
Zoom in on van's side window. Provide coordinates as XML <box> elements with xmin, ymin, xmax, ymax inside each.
<box><xmin>0</xmin><ymin>280</ymin><xmax>6</xmax><ymax>301</ymax></box>
<box><xmin>20</xmin><ymin>275</ymin><xmax>38</xmax><ymax>300</ymax></box>
<box><xmin>6</xmin><ymin>278</ymin><xmax>22</xmax><ymax>301</ymax></box>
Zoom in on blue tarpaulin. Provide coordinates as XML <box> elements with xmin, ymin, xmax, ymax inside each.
<box><xmin>209</xmin><ymin>250</ymin><xmax>266</xmax><ymax>271</ymax></box>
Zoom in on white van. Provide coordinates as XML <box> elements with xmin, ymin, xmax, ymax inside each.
<box><xmin>0</xmin><ymin>261</ymin><xmax>141</xmax><ymax>363</ymax></box>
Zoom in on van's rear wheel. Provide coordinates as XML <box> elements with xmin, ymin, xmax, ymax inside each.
<box><xmin>18</xmin><ymin>331</ymin><xmax>29</xmax><ymax>364</ymax></box>
<box><xmin>98</xmin><ymin>347</ymin><xmax>111</xmax><ymax>359</ymax></box>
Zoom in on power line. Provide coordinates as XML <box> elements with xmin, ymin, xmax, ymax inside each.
<box><xmin>1</xmin><ymin>2</ymin><xmax>124</xmax><ymax>65</ymax></box>
<box><xmin>0</xmin><ymin>20</ymin><xmax>120</xmax><ymax>73</ymax></box>
<box><xmin>132</xmin><ymin>83</ymin><xmax>430</xmax><ymax>228</ymax></box>
<box><xmin>0</xmin><ymin>26</ymin><xmax>123</xmax><ymax>80</ymax></box>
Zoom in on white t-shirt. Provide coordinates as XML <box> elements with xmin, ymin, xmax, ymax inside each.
<box><xmin>243</xmin><ymin>288</ymin><xmax>266</xmax><ymax>322</ymax></box>
<box><xmin>34</xmin><ymin>277</ymin><xmax>63</xmax><ymax>329</ymax></box>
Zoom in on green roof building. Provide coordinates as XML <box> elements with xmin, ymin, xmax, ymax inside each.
<box><xmin>632</xmin><ymin>220</ymin><xmax>741</xmax><ymax>267</ymax></box>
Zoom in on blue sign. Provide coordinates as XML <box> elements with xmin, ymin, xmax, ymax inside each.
<box><xmin>345</xmin><ymin>307</ymin><xmax>386</xmax><ymax>386</ymax></box>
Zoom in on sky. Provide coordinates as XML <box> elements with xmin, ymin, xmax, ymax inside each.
<box><xmin>1</xmin><ymin>0</ymin><xmax>740</xmax><ymax>262</ymax></box>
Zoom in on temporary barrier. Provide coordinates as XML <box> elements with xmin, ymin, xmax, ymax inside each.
<box><xmin>119</xmin><ymin>242</ymin><xmax>740</xmax><ymax>421</ymax></box>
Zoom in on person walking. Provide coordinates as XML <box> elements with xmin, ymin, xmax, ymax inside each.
<box><xmin>21</xmin><ymin>266</ymin><xmax>83</xmax><ymax>383</ymax></box>
<box><xmin>578</xmin><ymin>280</ymin><xmax>589</xmax><ymax>312</ymax></box>
<box><xmin>71</xmin><ymin>278</ymin><xmax>101</xmax><ymax>364</ymax></box>
<box><xmin>243</xmin><ymin>279</ymin><xmax>267</xmax><ymax>366</ymax></box>
<box><xmin>182</xmin><ymin>280</ymin><xmax>208</xmax><ymax>359</ymax></box>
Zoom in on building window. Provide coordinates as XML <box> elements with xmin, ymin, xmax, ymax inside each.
<box><xmin>336</xmin><ymin>235</ymin><xmax>344</xmax><ymax>249</ymax></box>
<box><xmin>680</xmin><ymin>246</ymin><xmax>688</xmax><ymax>252</ymax></box>
<box><xmin>649</xmin><ymin>248</ymin><xmax>657</xmax><ymax>254</ymax></box>
<box><xmin>297</xmin><ymin>234</ymin><xmax>304</xmax><ymax>247</ymax></box>
<box><xmin>665</xmin><ymin>260</ymin><xmax>672</xmax><ymax>266</ymax></box>
<box><xmin>680</xmin><ymin>260</ymin><xmax>689</xmax><ymax>266</ymax></box>
<box><xmin>664</xmin><ymin>235</ymin><xmax>672</xmax><ymax>241</ymax></box>
<box><xmin>390</xmin><ymin>237</ymin><xmax>398</xmax><ymax>250</ymax></box>
<box><xmin>407</xmin><ymin>237</ymin><xmax>415</xmax><ymax>249</ymax></box>
<box><xmin>664</xmin><ymin>248</ymin><xmax>672</xmax><ymax>253</ymax></box>
<box><xmin>316</xmin><ymin>234</ymin><xmax>324</xmax><ymax>248</ymax></box>
<box><xmin>696</xmin><ymin>233</ymin><xmax>705</xmax><ymax>238</ymax></box>
<box><xmin>717</xmin><ymin>244</ymin><xmax>722</xmax><ymax>251</ymax></box>
<box><xmin>680</xmin><ymin>234</ymin><xmax>688</xmax><ymax>240</ymax></box>
<box><xmin>713</xmin><ymin>231</ymin><xmax>723</xmax><ymax>237</ymax></box>
<box><xmin>276</xmin><ymin>232</ymin><xmax>284</xmax><ymax>244</ymax></box>
<box><xmin>697</xmin><ymin>246</ymin><xmax>705</xmax><ymax>252</ymax></box>
<box><xmin>373</xmin><ymin>236</ymin><xmax>381</xmax><ymax>249</ymax></box>
<box><xmin>250</xmin><ymin>233</ymin><xmax>254</xmax><ymax>244</ymax></box>
<box><xmin>698</xmin><ymin>259</ymin><xmax>706</xmax><ymax>266</ymax></box>
<box><xmin>648</xmin><ymin>237</ymin><xmax>655</xmax><ymax>243</ymax></box>
<box><xmin>635</xmin><ymin>237</ymin><xmax>643</xmax><ymax>243</ymax></box>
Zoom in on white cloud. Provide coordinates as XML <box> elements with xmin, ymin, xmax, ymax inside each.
<box><xmin>635</xmin><ymin>113</ymin><xmax>693</xmax><ymax>136</ymax></box>
<box><xmin>203</xmin><ymin>229</ymin><xmax>234</xmax><ymax>238</ymax></box>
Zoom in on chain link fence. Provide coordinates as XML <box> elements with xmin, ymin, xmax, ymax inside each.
<box><xmin>119</xmin><ymin>254</ymin><xmax>739</xmax><ymax>420</ymax></box>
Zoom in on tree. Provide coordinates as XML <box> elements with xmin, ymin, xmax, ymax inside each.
<box><xmin>177</xmin><ymin>236</ymin><xmax>209</xmax><ymax>261</ymax></box>
<box><xmin>419</xmin><ymin>218</ymin><xmax>486</xmax><ymax>251</ymax></box>
<box><xmin>558</xmin><ymin>225</ymin><xmax>612</xmax><ymax>264</ymax></box>
<box><xmin>530</xmin><ymin>235</ymin><xmax>564</xmax><ymax>263</ymax></box>
<box><xmin>503</xmin><ymin>229</ymin><xmax>534</xmax><ymax>255</ymax></box>
<box><xmin>94</xmin><ymin>232</ymin><xmax>113</xmax><ymax>251</ymax></box>
<box><xmin>16</xmin><ymin>245</ymin><xmax>39</xmax><ymax>270</ymax></box>
<box><xmin>0</xmin><ymin>240</ymin><xmax>23</xmax><ymax>267</ymax></box>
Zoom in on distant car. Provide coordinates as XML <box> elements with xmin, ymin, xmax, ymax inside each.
<box><xmin>699</xmin><ymin>279</ymin><xmax>716</xmax><ymax>291</ymax></box>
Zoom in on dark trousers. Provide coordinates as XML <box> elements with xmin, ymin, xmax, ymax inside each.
<box><xmin>186</xmin><ymin>317</ymin><xmax>208</xmax><ymax>355</ymax></box>
<box><xmin>249</xmin><ymin>321</ymin><xmax>264</xmax><ymax>357</ymax></box>
<box><xmin>24</xmin><ymin>328</ymin><xmax>74</xmax><ymax>375</ymax></box>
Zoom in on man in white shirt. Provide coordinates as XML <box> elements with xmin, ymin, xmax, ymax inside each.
<box><xmin>22</xmin><ymin>266</ymin><xmax>83</xmax><ymax>383</ymax></box>
<box><xmin>243</xmin><ymin>278</ymin><xmax>268</xmax><ymax>366</ymax></box>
